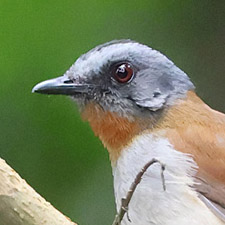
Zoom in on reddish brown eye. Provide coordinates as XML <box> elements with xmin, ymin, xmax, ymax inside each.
<box><xmin>114</xmin><ymin>63</ymin><xmax>134</xmax><ymax>83</ymax></box>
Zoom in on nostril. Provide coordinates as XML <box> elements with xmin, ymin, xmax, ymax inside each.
<box><xmin>64</xmin><ymin>79</ymin><xmax>74</xmax><ymax>84</ymax></box>
<box><xmin>153</xmin><ymin>92</ymin><xmax>161</xmax><ymax>98</ymax></box>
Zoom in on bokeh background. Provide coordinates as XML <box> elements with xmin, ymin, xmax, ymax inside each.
<box><xmin>1</xmin><ymin>1</ymin><xmax>225</xmax><ymax>224</ymax></box>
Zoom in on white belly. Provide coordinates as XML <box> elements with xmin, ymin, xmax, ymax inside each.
<box><xmin>112</xmin><ymin>133</ymin><xmax>224</xmax><ymax>225</ymax></box>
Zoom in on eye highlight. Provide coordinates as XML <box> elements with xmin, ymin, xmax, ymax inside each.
<box><xmin>113</xmin><ymin>63</ymin><xmax>134</xmax><ymax>83</ymax></box>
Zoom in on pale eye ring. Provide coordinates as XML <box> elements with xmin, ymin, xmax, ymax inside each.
<box><xmin>113</xmin><ymin>63</ymin><xmax>134</xmax><ymax>83</ymax></box>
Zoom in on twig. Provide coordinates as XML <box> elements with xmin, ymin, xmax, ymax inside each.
<box><xmin>112</xmin><ymin>158</ymin><xmax>166</xmax><ymax>225</ymax></box>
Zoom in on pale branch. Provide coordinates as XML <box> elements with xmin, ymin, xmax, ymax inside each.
<box><xmin>0</xmin><ymin>157</ymin><xmax>77</xmax><ymax>225</ymax></box>
<box><xmin>112</xmin><ymin>158</ymin><xmax>166</xmax><ymax>225</ymax></box>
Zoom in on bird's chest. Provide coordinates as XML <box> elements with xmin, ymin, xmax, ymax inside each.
<box><xmin>112</xmin><ymin>133</ymin><xmax>222</xmax><ymax>225</ymax></box>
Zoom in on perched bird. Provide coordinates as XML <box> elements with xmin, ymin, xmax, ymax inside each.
<box><xmin>32</xmin><ymin>40</ymin><xmax>225</xmax><ymax>225</ymax></box>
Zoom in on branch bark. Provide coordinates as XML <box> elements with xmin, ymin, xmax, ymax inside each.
<box><xmin>0</xmin><ymin>157</ymin><xmax>77</xmax><ymax>225</ymax></box>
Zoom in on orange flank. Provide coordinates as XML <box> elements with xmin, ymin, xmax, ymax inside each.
<box><xmin>158</xmin><ymin>91</ymin><xmax>225</xmax><ymax>207</ymax></box>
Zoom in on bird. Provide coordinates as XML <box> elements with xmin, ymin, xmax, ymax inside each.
<box><xmin>32</xmin><ymin>40</ymin><xmax>225</xmax><ymax>225</ymax></box>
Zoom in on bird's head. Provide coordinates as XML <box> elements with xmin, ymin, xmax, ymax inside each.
<box><xmin>33</xmin><ymin>40</ymin><xmax>195</xmax><ymax>160</ymax></box>
<box><xmin>33</xmin><ymin>40</ymin><xmax>194</xmax><ymax>118</ymax></box>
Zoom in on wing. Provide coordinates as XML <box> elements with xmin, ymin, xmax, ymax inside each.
<box><xmin>160</xmin><ymin>91</ymin><xmax>225</xmax><ymax>220</ymax></box>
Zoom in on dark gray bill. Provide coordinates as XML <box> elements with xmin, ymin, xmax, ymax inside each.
<box><xmin>32</xmin><ymin>76</ymin><xmax>93</xmax><ymax>95</ymax></box>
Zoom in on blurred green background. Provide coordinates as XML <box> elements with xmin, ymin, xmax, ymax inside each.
<box><xmin>0</xmin><ymin>0</ymin><xmax>225</xmax><ymax>224</ymax></box>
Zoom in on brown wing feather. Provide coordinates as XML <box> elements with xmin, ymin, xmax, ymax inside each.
<box><xmin>158</xmin><ymin>91</ymin><xmax>225</xmax><ymax>213</ymax></box>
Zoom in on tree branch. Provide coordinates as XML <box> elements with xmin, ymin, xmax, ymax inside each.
<box><xmin>112</xmin><ymin>158</ymin><xmax>166</xmax><ymax>225</ymax></box>
<box><xmin>0</xmin><ymin>157</ymin><xmax>77</xmax><ymax>225</ymax></box>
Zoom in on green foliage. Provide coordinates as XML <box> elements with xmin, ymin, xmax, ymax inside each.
<box><xmin>0</xmin><ymin>1</ymin><xmax>224</xmax><ymax>224</ymax></box>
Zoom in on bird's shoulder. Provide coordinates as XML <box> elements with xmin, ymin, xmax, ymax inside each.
<box><xmin>158</xmin><ymin>91</ymin><xmax>225</xmax><ymax>219</ymax></box>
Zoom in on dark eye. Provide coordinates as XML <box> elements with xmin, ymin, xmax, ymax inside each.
<box><xmin>113</xmin><ymin>63</ymin><xmax>134</xmax><ymax>83</ymax></box>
